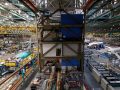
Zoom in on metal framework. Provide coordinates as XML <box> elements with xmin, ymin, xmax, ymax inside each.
<box><xmin>35</xmin><ymin>8</ymin><xmax>85</xmax><ymax>73</ymax></box>
<box><xmin>0</xmin><ymin>0</ymin><xmax>87</xmax><ymax>34</ymax></box>
<box><xmin>1</xmin><ymin>0</ymin><xmax>119</xmax><ymax>34</ymax></box>
<box><xmin>2</xmin><ymin>0</ymin><xmax>118</xmax><ymax>74</ymax></box>
<box><xmin>85</xmin><ymin>0</ymin><xmax>120</xmax><ymax>34</ymax></box>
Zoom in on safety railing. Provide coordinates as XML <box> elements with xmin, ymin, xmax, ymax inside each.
<box><xmin>9</xmin><ymin>61</ymin><xmax>38</xmax><ymax>90</ymax></box>
<box><xmin>0</xmin><ymin>55</ymin><xmax>37</xmax><ymax>90</ymax></box>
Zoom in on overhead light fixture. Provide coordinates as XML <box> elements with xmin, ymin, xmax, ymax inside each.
<box><xmin>5</xmin><ymin>3</ymin><xmax>9</xmax><ymax>5</ymax></box>
<box><xmin>27</xmin><ymin>15</ymin><xmax>29</xmax><ymax>18</ymax></box>
<box><xmin>9</xmin><ymin>15</ymin><xmax>12</xmax><ymax>18</ymax></box>
<box><xmin>18</xmin><ymin>10</ymin><xmax>21</xmax><ymax>14</ymax></box>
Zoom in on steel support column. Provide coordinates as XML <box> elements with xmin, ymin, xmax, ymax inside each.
<box><xmin>81</xmin><ymin>11</ymin><xmax>86</xmax><ymax>72</ymax></box>
<box><xmin>35</xmin><ymin>13</ymin><xmax>40</xmax><ymax>73</ymax></box>
<box><xmin>78</xmin><ymin>27</ymin><xmax>82</xmax><ymax>71</ymax></box>
<box><xmin>40</xmin><ymin>15</ymin><xmax>44</xmax><ymax>72</ymax></box>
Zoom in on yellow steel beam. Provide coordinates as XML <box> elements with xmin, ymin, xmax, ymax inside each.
<box><xmin>0</xmin><ymin>26</ymin><xmax>36</xmax><ymax>31</ymax></box>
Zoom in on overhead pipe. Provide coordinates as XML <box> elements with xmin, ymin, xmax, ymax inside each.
<box><xmin>89</xmin><ymin>15</ymin><xmax>120</xmax><ymax>27</ymax></box>
<box><xmin>87</xmin><ymin>0</ymin><xmax>101</xmax><ymax>13</ymax></box>
<box><xmin>17</xmin><ymin>0</ymin><xmax>35</xmax><ymax>14</ymax></box>
<box><xmin>87</xmin><ymin>0</ymin><xmax>112</xmax><ymax>18</ymax></box>
<box><xmin>0</xmin><ymin>16</ymin><xmax>13</xmax><ymax>22</ymax></box>
<box><xmin>86</xmin><ymin>12</ymin><xmax>120</xmax><ymax>29</ymax></box>
<box><xmin>83</xmin><ymin>0</ymin><xmax>94</xmax><ymax>12</ymax></box>
<box><xmin>101</xmin><ymin>20</ymin><xmax>120</xmax><ymax>28</ymax></box>
<box><xmin>90</xmin><ymin>20</ymin><xmax>120</xmax><ymax>30</ymax></box>
<box><xmin>24</xmin><ymin>0</ymin><xmax>38</xmax><ymax>12</ymax></box>
<box><xmin>93</xmin><ymin>28</ymin><xmax>120</xmax><ymax>33</ymax></box>
<box><xmin>87</xmin><ymin>5</ymin><xmax>120</xmax><ymax>24</ymax></box>
<box><xmin>0</xmin><ymin>20</ymin><xmax>13</xmax><ymax>26</ymax></box>
<box><xmin>86</xmin><ymin>20</ymin><xmax>120</xmax><ymax>31</ymax></box>
<box><xmin>88</xmin><ymin>26</ymin><xmax>120</xmax><ymax>33</ymax></box>
<box><xmin>7</xmin><ymin>0</ymin><xmax>34</xmax><ymax>18</ymax></box>
<box><xmin>0</xmin><ymin>5</ymin><xmax>30</xmax><ymax>22</ymax></box>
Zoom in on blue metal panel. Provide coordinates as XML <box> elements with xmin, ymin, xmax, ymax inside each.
<box><xmin>61</xmin><ymin>14</ymin><xmax>83</xmax><ymax>68</ymax></box>
<box><xmin>61</xmin><ymin>14</ymin><xmax>83</xmax><ymax>39</ymax></box>
<box><xmin>61</xmin><ymin>14</ymin><xmax>83</xmax><ymax>24</ymax></box>
<box><xmin>61</xmin><ymin>59</ymin><xmax>79</xmax><ymax>66</ymax></box>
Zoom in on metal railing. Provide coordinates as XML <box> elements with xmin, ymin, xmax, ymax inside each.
<box><xmin>9</xmin><ymin>61</ymin><xmax>38</xmax><ymax>90</ymax></box>
<box><xmin>0</xmin><ymin>55</ymin><xmax>37</xmax><ymax>90</ymax></box>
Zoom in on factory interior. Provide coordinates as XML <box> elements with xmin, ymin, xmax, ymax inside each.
<box><xmin>1</xmin><ymin>0</ymin><xmax>120</xmax><ymax>90</ymax></box>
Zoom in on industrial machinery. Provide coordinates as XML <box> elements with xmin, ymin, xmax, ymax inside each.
<box><xmin>0</xmin><ymin>59</ymin><xmax>9</xmax><ymax>76</ymax></box>
<box><xmin>88</xmin><ymin>59</ymin><xmax>120</xmax><ymax>90</ymax></box>
<box><xmin>5</xmin><ymin>52</ymin><xmax>33</xmax><ymax>72</ymax></box>
<box><xmin>56</xmin><ymin>72</ymin><xmax>61</xmax><ymax>90</ymax></box>
<box><xmin>46</xmin><ymin>73</ymin><xmax>54</xmax><ymax>90</ymax></box>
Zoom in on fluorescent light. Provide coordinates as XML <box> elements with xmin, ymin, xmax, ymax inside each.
<box><xmin>27</xmin><ymin>15</ymin><xmax>29</xmax><ymax>18</ymax></box>
<box><xmin>9</xmin><ymin>15</ymin><xmax>12</xmax><ymax>18</ymax></box>
<box><xmin>18</xmin><ymin>10</ymin><xmax>21</xmax><ymax>14</ymax></box>
<box><xmin>5</xmin><ymin>3</ymin><xmax>9</xmax><ymax>5</ymax></box>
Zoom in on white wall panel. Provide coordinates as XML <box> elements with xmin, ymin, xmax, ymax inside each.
<box><xmin>63</xmin><ymin>45</ymin><xmax>77</xmax><ymax>56</ymax></box>
<box><xmin>44</xmin><ymin>47</ymin><xmax>56</xmax><ymax>56</ymax></box>
<box><xmin>67</xmin><ymin>44</ymin><xmax>78</xmax><ymax>52</ymax></box>
<box><xmin>43</xmin><ymin>44</ymin><xmax>55</xmax><ymax>53</ymax></box>
<box><xmin>43</xmin><ymin>44</ymin><xmax>56</xmax><ymax>56</ymax></box>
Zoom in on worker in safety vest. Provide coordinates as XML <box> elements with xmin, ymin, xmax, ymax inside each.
<box><xmin>88</xmin><ymin>55</ymin><xmax>89</xmax><ymax>59</ymax></box>
<box><xmin>64</xmin><ymin>82</ymin><xmax>69</xmax><ymax>90</ymax></box>
<box><xmin>78</xmin><ymin>82</ymin><xmax>82</xmax><ymax>90</ymax></box>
